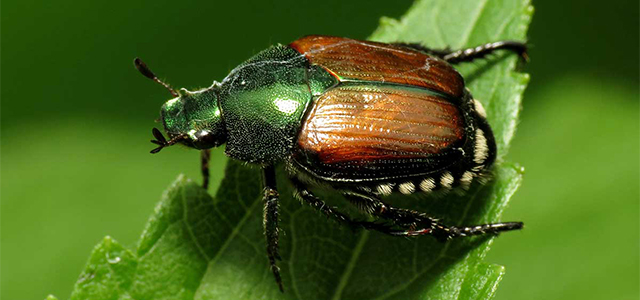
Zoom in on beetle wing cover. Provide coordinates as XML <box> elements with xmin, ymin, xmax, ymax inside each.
<box><xmin>290</xmin><ymin>35</ymin><xmax>464</xmax><ymax>98</ymax></box>
<box><xmin>294</xmin><ymin>84</ymin><xmax>466</xmax><ymax>181</ymax></box>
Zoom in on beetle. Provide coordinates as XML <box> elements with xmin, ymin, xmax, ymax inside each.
<box><xmin>135</xmin><ymin>35</ymin><xmax>527</xmax><ymax>292</ymax></box>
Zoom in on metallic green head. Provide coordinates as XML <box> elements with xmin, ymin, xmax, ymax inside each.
<box><xmin>159</xmin><ymin>87</ymin><xmax>226</xmax><ymax>150</ymax></box>
<box><xmin>134</xmin><ymin>58</ymin><xmax>226</xmax><ymax>153</ymax></box>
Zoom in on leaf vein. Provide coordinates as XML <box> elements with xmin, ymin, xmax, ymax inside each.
<box><xmin>181</xmin><ymin>187</ymin><xmax>210</xmax><ymax>261</ymax></box>
<box><xmin>459</xmin><ymin>0</ymin><xmax>489</xmax><ymax>46</ymax></box>
<box><xmin>330</xmin><ymin>231</ymin><xmax>370</xmax><ymax>300</ymax></box>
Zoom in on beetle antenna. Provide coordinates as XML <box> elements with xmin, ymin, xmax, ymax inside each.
<box><xmin>150</xmin><ymin>128</ymin><xmax>185</xmax><ymax>153</ymax></box>
<box><xmin>134</xmin><ymin>58</ymin><xmax>179</xmax><ymax>98</ymax></box>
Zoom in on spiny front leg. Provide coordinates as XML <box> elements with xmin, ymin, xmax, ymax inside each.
<box><xmin>262</xmin><ymin>166</ymin><xmax>284</xmax><ymax>292</ymax></box>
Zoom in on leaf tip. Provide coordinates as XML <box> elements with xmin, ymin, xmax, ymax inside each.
<box><xmin>175</xmin><ymin>173</ymin><xmax>189</xmax><ymax>184</ymax></box>
<box><xmin>102</xmin><ymin>235</ymin><xmax>114</xmax><ymax>245</ymax></box>
<box><xmin>378</xmin><ymin>16</ymin><xmax>399</xmax><ymax>26</ymax></box>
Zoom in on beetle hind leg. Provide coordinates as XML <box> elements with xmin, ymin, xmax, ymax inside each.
<box><xmin>379</xmin><ymin>203</ymin><xmax>523</xmax><ymax>241</ymax></box>
<box><xmin>345</xmin><ymin>192</ymin><xmax>523</xmax><ymax>241</ymax></box>
<box><xmin>290</xmin><ymin>178</ymin><xmax>411</xmax><ymax>235</ymax></box>
<box><xmin>390</xmin><ymin>218</ymin><xmax>524</xmax><ymax>242</ymax></box>
<box><xmin>290</xmin><ymin>180</ymin><xmax>523</xmax><ymax>241</ymax></box>
<box><xmin>440</xmin><ymin>222</ymin><xmax>524</xmax><ymax>241</ymax></box>
<box><xmin>394</xmin><ymin>41</ymin><xmax>528</xmax><ymax>64</ymax></box>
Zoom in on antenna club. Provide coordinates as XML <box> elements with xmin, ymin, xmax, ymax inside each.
<box><xmin>134</xmin><ymin>57</ymin><xmax>156</xmax><ymax>79</ymax></box>
<box><xmin>134</xmin><ymin>57</ymin><xmax>179</xmax><ymax>97</ymax></box>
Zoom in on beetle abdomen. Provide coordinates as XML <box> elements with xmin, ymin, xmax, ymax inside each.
<box><xmin>293</xmin><ymin>83</ymin><xmax>467</xmax><ymax>182</ymax></box>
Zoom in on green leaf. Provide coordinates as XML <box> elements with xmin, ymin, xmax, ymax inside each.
<box><xmin>70</xmin><ymin>237</ymin><xmax>137</xmax><ymax>300</ymax></box>
<box><xmin>60</xmin><ymin>0</ymin><xmax>532</xmax><ymax>299</ymax></box>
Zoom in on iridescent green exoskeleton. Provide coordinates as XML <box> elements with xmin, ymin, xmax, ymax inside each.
<box><xmin>135</xmin><ymin>35</ymin><xmax>528</xmax><ymax>292</ymax></box>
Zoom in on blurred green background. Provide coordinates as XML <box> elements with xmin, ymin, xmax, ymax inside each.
<box><xmin>2</xmin><ymin>0</ymin><xmax>638</xmax><ymax>299</ymax></box>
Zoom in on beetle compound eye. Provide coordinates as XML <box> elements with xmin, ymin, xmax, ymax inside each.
<box><xmin>187</xmin><ymin>129</ymin><xmax>226</xmax><ymax>150</ymax></box>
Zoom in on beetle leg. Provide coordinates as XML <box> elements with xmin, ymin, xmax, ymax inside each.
<box><xmin>345</xmin><ymin>192</ymin><xmax>523</xmax><ymax>241</ymax></box>
<box><xmin>290</xmin><ymin>178</ymin><xmax>408</xmax><ymax>235</ymax></box>
<box><xmin>375</xmin><ymin>202</ymin><xmax>522</xmax><ymax>241</ymax></box>
<box><xmin>394</xmin><ymin>41</ymin><xmax>528</xmax><ymax>64</ymax></box>
<box><xmin>200</xmin><ymin>149</ymin><xmax>211</xmax><ymax>189</ymax></box>
<box><xmin>263</xmin><ymin>166</ymin><xmax>284</xmax><ymax>292</ymax></box>
<box><xmin>341</xmin><ymin>191</ymin><xmax>379</xmax><ymax>215</ymax></box>
<box><xmin>442</xmin><ymin>41</ymin><xmax>528</xmax><ymax>64</ymax></box>
<box><xmin>343</xmin><ymin>193</ymin><xmax>436</xmax><ymax>231</ymax></box>
<box><xmin>431</xmin><ymin>221</ymin><xmax>524</xmax><ymax>241</ymax></box>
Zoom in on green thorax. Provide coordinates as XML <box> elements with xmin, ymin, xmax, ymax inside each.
<box><xmin>218</xmin><ymin>45</ymin><xmax>337</xmax><ymax>164</ymax></box>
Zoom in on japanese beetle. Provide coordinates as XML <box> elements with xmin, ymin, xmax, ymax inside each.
<box><xmin>135</xmin><ymin>35</ymin><xmax>527</xmax><ymax>292</ymax></box>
